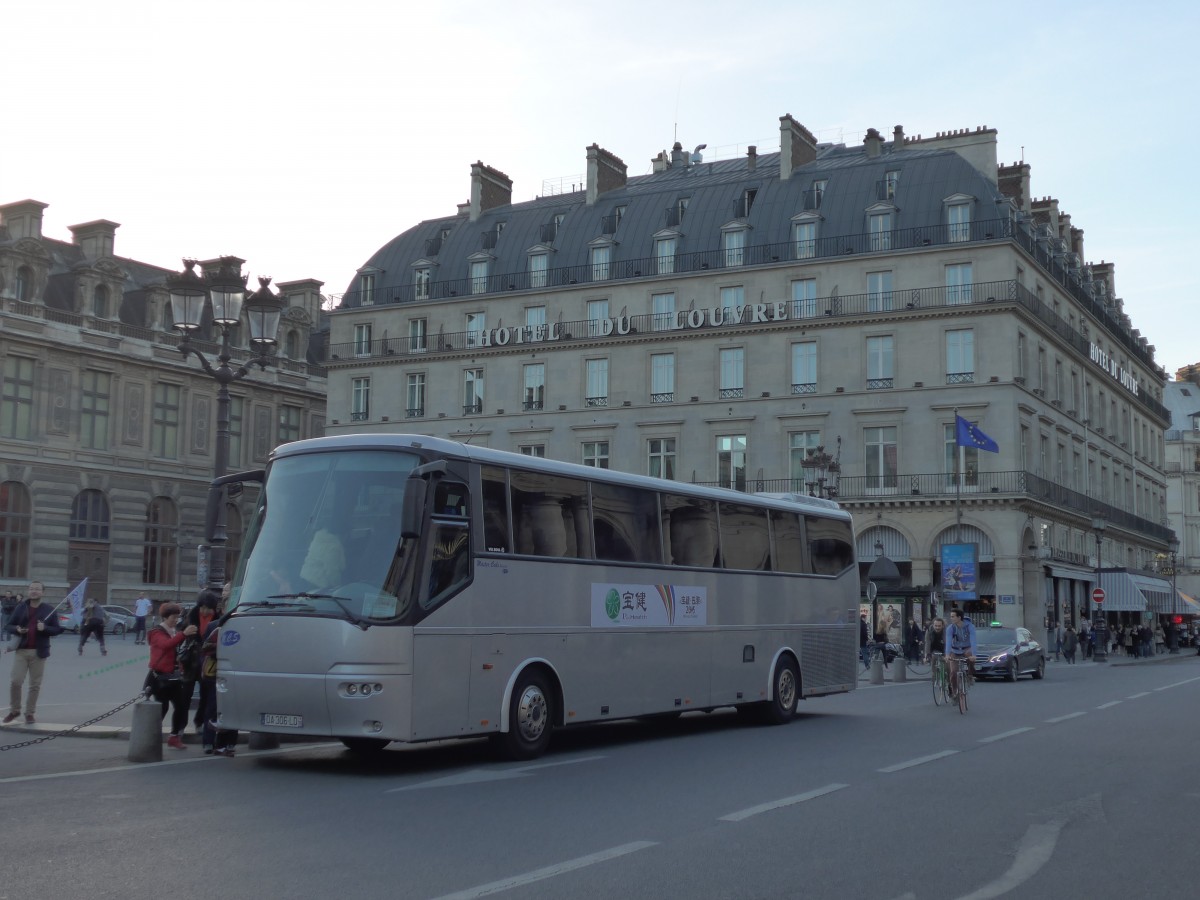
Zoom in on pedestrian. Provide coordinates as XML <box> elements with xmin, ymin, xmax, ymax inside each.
<box><xmin>1140</xmin><ymin>623</ymin><xmax>1153</xmax><ymax>658</ymax></box>
<box><xmin>3</xmin><ymin>581</ymin><xmax>64</xmax><ymax>725</ymax></box>
<box><xmin>1126</xmin><ymin>626</ymin><xmax>1136</xmax><ymax>657</ymax></box>
<box><xmin>185</xmin><ymin>591</ymin><xmax>219</xmax><ymax>732</ymax></box>
<box><xmin>874</xmin><ymin>607</ymin><xmax>893</xmax><ymax>668</ymax></box>
<box><xmin>1054</xmin><ymin>621</ymin><xmax>1063</xmax><ymax>661</ymax></box>
<box><xmin>198</xmin><ymin>587</ymin><xmax>236</xmax><ymax>756</ymax></box>
<box><xmin>1062</xmin><ymin>625</ymin><xmax>1078</xmax><ymax>664</ymax></box>
<box><xmin>77</xmin><ymin>598</ymin><xmax>108</xmax><ymax>656</ymax></box>
<box><xmin>1079</xmin><ymin>619</ymin><xmax>1092</xmax><ymax>659</ymax></box>
<box><xmin>859</xmin><ymin>611</ymin><xmax>870</xmax><ymax>669</ymax></box>
<box><xmin>145</xmin><ymin>602</ymin><xmax>198</xmax><ymax>750</ymax></box>
<box><xmin>906</xmin><ymin>617</ymin><xmax>924</xmax><ymax>663</ymax></box>
<box><xmin>0</xmin><ymin>591</ymin><xmax>16</xmax><ymax>634</ymax></box>
<box><xmin>133</xmin><ymin>592</ymin><xmax>152</xmax><ymax>644</ymax></box>
<box><xmin>1154</xmin><ymin>622</ymin><xmax>1165</xmax><ymax>655</ymax></box>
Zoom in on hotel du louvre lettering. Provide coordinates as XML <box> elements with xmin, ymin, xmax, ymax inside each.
<box><xmin>1089</xmin><ymin>342</ymin><xmax>1140</xmax><ymax>397</ymax></box>
<box><xmin>471</xmin><ymin>302</ymin><xmax>794</xmax><ymax>347</ymax></box>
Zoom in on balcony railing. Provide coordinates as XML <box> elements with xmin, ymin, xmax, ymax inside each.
<box><xmin>585</xmin><ymin>396</ymin><xmax>608</xmax><ymax>408</ymax></box>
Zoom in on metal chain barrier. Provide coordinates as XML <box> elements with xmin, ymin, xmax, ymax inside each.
<box><xmin>0</xmin><ymin>692</ymin><xmax>146</xmax><ymax>752</ymax></box>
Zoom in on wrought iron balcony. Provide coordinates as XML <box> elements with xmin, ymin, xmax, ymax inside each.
<box><xmin>405</xmin><ymin>407</ymin><xmax>424</xmax><ymax>418</ymax></box>
<box><xmin>585</xmin><ymin>396</ymin><xmax>609</xmax><ymax>408</ymax></box>
<box><xmin>719</xmin><ymin>387</ymin><xmax>744</xmax><ymax>399</ymax></box>
<box><xmin>650</xmin><ymin>392</ymin><xmax>674</xmax><ymax>404</ymax></box>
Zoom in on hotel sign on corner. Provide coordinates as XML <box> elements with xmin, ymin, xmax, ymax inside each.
<box><xmin>1089</xmin><ymin>343</ymin><xmax>1139</xmax><ymax>397</ymax></box>
<box><xmin>591</xmin><ymin>583</ymin><xmax>707</xmax><ymax>627</ymax></box>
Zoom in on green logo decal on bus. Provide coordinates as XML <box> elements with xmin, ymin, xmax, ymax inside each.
<box><xmin>605</xmin><ymin>588</ymin><xmax>621</xmax><ymax>621</ymax></box>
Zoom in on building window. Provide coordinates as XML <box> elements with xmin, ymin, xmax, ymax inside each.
<box><xmin>151</xmin><ymin>383</ymin><xmax>181</xmax><ymax>458</ymax></box>
<box><xmin>789</xmin><ymin>431</ymin><xmax>821</xmax><ymax>490</ymax></box>
<box><xmin>354</xmin><ymin>323</ymin><xmax>372</xmax><ymax>357</ymax></box>
<box><xmin>278</xmin><ymin>404</ymin><xmax>301</xmax><ymax>444</ymax></box>
<box><xmin>791</xmin><ymin>342</ymin><xmax>817</xmax><ymax>394</ymax></box>
<box><xmin>524</xmin><ymin>364</ymin><xmax>545</xmax><ymax>411</ymax></box>
<box><xmin>285</xmin><ymin>330</ymin><xmax>300</xmax><ymax>359</ymax></box>
<box><xmin>406</xmin><ymin>373</ymin><xmax>425</xmax><ymax>418</ymax></box>
<box><xmin>869</xmin><ymin>212</ymin><xmax>892</xmax><ymax>251</ymax></box>
<box><xmin>652</xmin><ymin>292</ymin><xmax>675</xmax><ymax>331</ymax></box>
<box><xmin>142</xmin><ymin>497</ymin><xmax>178</xmax><ymax>585</ymax></box>
<box><xmin>884</xmin><ymin>170</ymin><xmax>900</xmax><ymax>200</ymax></box>
<box><xmin>359</xmin><ymin>272</ymin><xmax>375</xmax><ymax>306</ymax></box>
<box><xmin>409</xmin><ymin>317</ymin><xmax>427</xmax><ymax>352</ymax></box>
<box><xmin>944</xmin><ymin>423</ymin><xmax>979</xmax><ymax>487</ymax></box>
<box><xmin>80</xmin><ymin>370</ymin><xmax>111</xmax><ymax>450</ymax></box>
<box><xmin>655</xmin><ymin>236</ymin><xmax>677</xmax><ymax>275</ymax></box>
<box><xmin>946</xmin><ymin>329</ymin><xmax>975</xmax><ymax>384</ymax></box>
<box><xmin>866</xmin><ymin>336</ymin><xmax>894</xmax><ymax>389</ymax></box>
<box><xmin>717</xmin><ymin>435</ymin><xmax>747</xmax><ymax>490</ymax></box>
<box><xmin>93</xmin><ymin>284</ymin><xmax>110</xmax><ymax>318</ymax></box>
<box><xmin>651</xmin><ymin>353</ymin><xmax>674</xmax><ymax>403</ymax></box>
<box><xmin>15</xmin><ymin>266</ymin><xmax>33</xmax><ymax>302</ymax></box>
<box><xmin>723</xmin><ymin>229</ymin><xmax>746</xmax><ymax>267</ymax></box>
<box><xmin>719</xmin><ymin>348</ymin><xmax>744</xmax><ymax>399</ymax></box>
<box><xmin>519</xmin><ymin>444</ymin><xmax>546</xmax><ymax>457</ymax></box>
<box><xmin>0</xmin><ymin>356</ymin><xmax>35</xmax><ymax>440</ymax></box>
<box><xmin>948</xmin><ymin>203</ymin><xmax>971</xmax><ymax>242</ymax></box>
<box><xmin>582</xmin><ymin>441</ymin><xmax>610</xmax><ymax>468</ymax></box>
<box><xmin>791</xmin><ymin>278</ymin><xmax>817</xmax><ymax>318</ymax></box>
<box><xmin>70</xmin><ymin>489</ymin><xmax>110</xmax><ymax>540</ymax></box>
<box><xmin>466</xmin><ymin>312</ymin><xmax>486</xmax><ymax>348</ymax></box>
<box><xmin>810</xmin><ymin>180</ymin><xmax>827</xmax><ymax>209</ymax></box>
<box><xmin>469</xmin><ymin>259</ymin><xmax>488</xmax><ymax>294</ymax></box>
<box><xmin>864</xmin><ymin>426</ymin><xmax>898</xmax><ymax>489</ymax></box>
<box><xmin>587</xmin><ymin>299</ymin><xmax>609</xmax><ymax>337</ymax></box>
<box><xmin>525</xmin><ymin>305</ymin><xmax>546</xmax><ymax>333</ymax></box>
<box><xmin>464</xmin><ymin>369</ymin><xmax>484</xmax><ymax>415</ymax></box>
<box><xmin>228</xmin><ymin>396</ymin><xmax>243</xmax><ymax>469</ymax></box>
<box><xmin>586</xmin><ymin>358</ymin><xmax>609</xmax><ymax>407</ymax></box>
<box><xmin>590</xmin><ymin>245</ymin><xmax>611</xmax><ymax>281</ymax></box>
<box><xmin>946</xmin><ymin>263</ymin><xmax>973</xmax><ymax>304</ymax></box>
<box><xmin>414</xmin><ymin>267</ymin><xmax>431</xmax><ymax>301</ymax></box>
<box><xmin>793</xmin><ymin>221</ymin><xmax>817</xmax><ymax>259</ymax></box>
<box><xmin>351</xmin><ymin>377</ymin><xmax>371</xmax><ymax>420</ymax></box>
<box><xmin>0</xmin><ymin>481</ymin><xmax>31</xmax><ymax>579</ymax></box>
<box><xmin>529</xmin><ymin>253</ymin><xmax>548</xmax><ymax>289</ymax></box>
<box><xmin>648</xmin><ymin>438</ymin><xmax>676</xmax><ymax>480</ymax></box>
<box><xmin>867</xmin><ymin>271</ymin><xmax>893</xmax><ymax>311</ymax></box>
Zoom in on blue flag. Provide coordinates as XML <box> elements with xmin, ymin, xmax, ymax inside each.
<box><xmin>956</xmin><ymin>415</ymin><xmax>999</xmax><ymax>453</ymax></box>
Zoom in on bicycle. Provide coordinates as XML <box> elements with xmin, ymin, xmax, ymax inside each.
<box><xmin>947</xmin><ymin>654</ymin><xmax>973</xmax><ymax>714</ymax></box>
<box><xmin>930</xmin><ymin>653</ymin><xmax>949</xmax><ymax>706</ymax></box>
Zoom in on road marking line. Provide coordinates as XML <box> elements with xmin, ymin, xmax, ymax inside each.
<box><xmin>1154</xmin><ymin>675</ymin><xmax>1200</xmax><ymax>691</ymax></box>
<box><xmin>720</xmin><ymin>783</ymin><xmax>849</xmax><ymax>822</ymax></box>
<box><xmin>952</xmin><ymin>820</ymin><xmax>1064</xmax><ymax>900</ymax></box>
<box><xmin>514</xmin><ymin>755</ymin><xmax>606</xmax><ymax>773</ymax></box>
<box><xmin>431</xmin><ymin>841</ymin><xmax>657</xmax><ymax>900</ymax></box>
<box><xmin>879</xmin><ymin>750</ymin><xmax>958</xmax><ymax>773</ymax></box>
<box><xmin>1045</xmin><ymin>712</ymin><xmax>1086</xmax><ymax>724</ymax></box>
<box><xmin>1126</xmin><ymin>692</ymin><xmax>1150</xmax><ymax>699</ymax></box>
<box><xmin>1095</xmin><ymin>701</ymin><xmax>1122</xmax><ymax>709</ymax></box>
<box><xmin>978</xmin><ymin>727</ymin><xmax>1034</xmax><ymax>744</ymax></box>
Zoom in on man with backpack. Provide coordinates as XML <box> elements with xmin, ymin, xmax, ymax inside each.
<box><xmin>78</xmin><ymin>598</ymin><xmax>108</xmax><ymax>656</ymax></box>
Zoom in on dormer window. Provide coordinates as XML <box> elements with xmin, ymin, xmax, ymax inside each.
<box><xmin>469</xmin><ymin>259</ymin><xmax>489</xmax><ymax>294</ymax></box>
<box><xmin>414</xmin><ymin>267</ymin><xmax>431</xmax><ymax>301</ymax></box>
<box><xmin>943</xmin><ymin>193</ymin><xmax>976</xmax><ymax>243</ymax></box>
<box><xmin>655</xmin><ymin>235</ymin><xmax>677</xmax><ymax>275</ymax></box>
<box><xmin>359</xmin><ymin>272</ymin><xmax>376</xmax><ymax>306</ymax></box>
<box><xmin>93</xmin><ymin>284</ymin><xmax>110</xmax><ymax>318</ymax></box>
<box><xmin>735</xmin><ymin>188</ymin><xmax>758</xmax><ymax>219</ymax></box>
<box><xmin>722</xmin><ymin>227</ymin><xmax>747</xmax><ymax>267</ymax></box>
<box><xmin>811</xmin><ymin>180</ymin><xmax>827</xmax><ymax>209</ymax></box>
<box><xmin>589</xmin><ymin>243</ymin><xmax>611</xmax><ymax>281</ymax></box>
<box><xmin>15</xmin><ymin>265</ymin><xmax>33</xmax><ymax>302</ymax></box>
<box><xmin>884</xmin><ymin>170</ymin><xmax>900</xmax><ymax>200</ymax></box>
<box><xmin>868</xmin><ymin>210</ymin><xmax>892</xmax><ymax>251</ymax></box>
<box><xmin>529</xmin><ymin>252</ymin><xmax>549</xmax><ymax>288</ymax></box>
<box><xmin>791</xmin><ymin>211</ymin><xmax>821</xmax><ymax>260</ymax></box>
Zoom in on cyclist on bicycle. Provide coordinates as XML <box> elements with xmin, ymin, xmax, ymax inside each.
<box><xmin>923</xmin><ymin>617</ymin><xmax>946</xmax><ymax>661</ymax></box>
<box><xmin>945</xmin><ymin>609</ymin><xmax>977</xmax><ymax>698</ymax></box>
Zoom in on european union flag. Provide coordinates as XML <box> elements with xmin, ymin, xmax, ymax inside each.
<box><xmin>955</xmin><ymin>415</ymin><xmax>999</xmax><ymax>453</ymax></box>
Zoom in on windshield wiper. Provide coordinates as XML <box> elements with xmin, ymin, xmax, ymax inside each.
<box><xmin>266</xmin><ymin>592</ymin><xmax>369</xmax><ymax>630</ymax></box>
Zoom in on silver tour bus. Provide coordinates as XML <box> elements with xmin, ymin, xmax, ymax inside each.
<box><xmin>214</xmin><ymin>434</ymin><xmax>858</xmax><ymax>758</ymax></box>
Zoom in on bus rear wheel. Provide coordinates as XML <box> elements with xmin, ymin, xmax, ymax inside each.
<box><xmin>497</xmin><ymin>670</ymin><xmax>554</xmax><ymax>761</ymax></box>
<box><xmin>760</xmin><ymin>655</ymin><xmax>800</xmax><ymax>725</ymax></box>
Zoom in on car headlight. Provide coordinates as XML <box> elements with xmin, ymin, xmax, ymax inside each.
<box><xmin>989</xmin><ymin>651</ymin><xmax>1009</xmax><ymax>663</ymax></box>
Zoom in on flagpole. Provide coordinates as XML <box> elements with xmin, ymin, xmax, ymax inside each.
<box><xmin>954</xmin><ymin>408</ymin><xmax>962</xmax><ymax>543</ymax></box>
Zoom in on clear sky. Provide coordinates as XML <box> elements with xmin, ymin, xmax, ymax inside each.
<box><xmin>5</xmin><ymin>0</ymin><xmax>1195</xmax><ymax>377</ymax></box>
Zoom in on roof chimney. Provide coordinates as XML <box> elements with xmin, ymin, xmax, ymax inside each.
<box><xmin>68</xmin><ymin>219</ymin><xmax>120</xmax><ymax>260</ymax></box>
<box><xmin>747</xmin><ymin>145</ymin><xmax>757</xmax><ymax>171</ymax></box>
<box><xmin>892</xmin><ymin>125</ymin><xmax>905</xmax><ymax>148</ymax></box>
<box><xmin>469</xmin><ymin>162</ymin><xmax>513</xmax><ymax>223</ymax></box>
<box><xmin>0</xmin><ymin>199</ymin><xmax>49</xmax><ymax>240</ymax></box>
<box><xmin>863</xmin><ymin>128</ymin><xmax>883</xmax><ymax>158</ymax></box>
<box><xmin>586</xmin><ymin>144</ymin><xmax>628</xmax><ymax>206</ymax></box>
<box><xmin>670</xmin><ymin>142</ymin><xmax>684</xmax><ymax>167</ymax></box>
<box><xmin>778</xmin><ymin>115</ymin><xmax>817</xmax><ymax>180</ymax></box>
<box><xmin>997</xmin><ymin>161</ymin><xmax>1032</xmax><ymax>214</ymax></box>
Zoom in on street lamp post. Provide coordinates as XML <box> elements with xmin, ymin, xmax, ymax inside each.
<box><xmin>800</xmin><ymin>436</ymin><xmax>842</xmax><ymax>499</ymax></box>
<box><xmin>167</xmin><ymin>258</ymin><xmax>284</xmax><ymax>593</ymax></box>
<box><xmin>1091</xmin><ymin>515</ymin><xmax>1108</xmax><ymax>662</ymax></box>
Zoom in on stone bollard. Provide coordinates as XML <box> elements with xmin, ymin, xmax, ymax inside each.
<box><xmin>127</xmin><ymin>699</ymin><xmax>163</xmax><ymax>763</ymax></box>
<box><xmin>870</xmin><ymin>654</ymin><xmax>885</xmax><ymax>685</ymax></box>
<box><xmin>247</xmin><ymin>731</ymin><xmax>280</xmax><ymax>750</ymax></box>
<box><xmin>892</xmin><ymin>655</ymin><xmax>907</xmax><ymax>683</ymax></box>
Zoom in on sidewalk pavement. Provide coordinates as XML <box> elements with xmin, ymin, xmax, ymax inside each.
<box><xmin>1</xmin><ymin>631</ymin><xmax>173</xmax><ymax>741</ymax></box>
<box><xmin>856</xmin><ymin>646</ymin><xmax>1200</xmax><ymax>683</ymax></box>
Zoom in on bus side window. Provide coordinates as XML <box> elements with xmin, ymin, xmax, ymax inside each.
<box><xmin>806</xmin><ymin>516</ymin><xmax>855</xmax><ymax>575</ymax></box>
<box><xmin>434</xmin><ymin>481</ymin><xmax>468</xmax><ymax>518</ymax></box>
<box><xmin>427</xmin><ymin>522</ymin><xmax>470</xmax><ymax>607</ymax></box>
<box><xmin>509</xmin><ymin>470</ymin><xmax>590</xmax><ymax>558</ymax></box>
<box><xmin>591</xmin><ymin>482</ymin><xmax>662</xmax><ymax>564</ymax></box>
<box><xmin>770</xmin><ymin>510</ymin><xmax>806</xmax><ymax>573</ymax></box>
<box><xmin>663</xmin><ymin>495</ymin><xmax>717</xmax><ymax>568</ymax></box>
<box><xmin>718</xmin><ymin>502</ymin><xmax>771</xmax><ymax>571</ymax></box>
<box><xmin>480</xmin><ymin>466</ymin><xmax>511</xmax><ymax>553</ymax></box>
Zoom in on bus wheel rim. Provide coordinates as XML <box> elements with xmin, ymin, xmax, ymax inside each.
<box><xmin>517</xmin><ymin>686</ymin><xmax>548</xmax><ymax>742</ymax></box>
<box><xmin>778</xmin><ymin>668</ymin><xmax>796</xmax><ymax>709</ymax></box>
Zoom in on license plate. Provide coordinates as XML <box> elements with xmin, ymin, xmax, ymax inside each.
<box><xmin>260</xmin><ymin>713</ymin><xmax>303</xmax><ymax>728</ymax></box>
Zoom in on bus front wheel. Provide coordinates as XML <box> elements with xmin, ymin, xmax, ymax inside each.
<box><xmin>497</xmin><ymin>670</ymin><xmax>554</xmax><ymax>761</ymax></box>
<box><xmin>760</xmin><ymin>655</ymin><xmax>800</xmax><ymax>725</ymax></box>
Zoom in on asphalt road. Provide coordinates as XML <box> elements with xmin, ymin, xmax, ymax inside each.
<box><xmin>2</xmin><ymin>652</ymin><xmax>1198</xmax><ymax>900</ymax></box>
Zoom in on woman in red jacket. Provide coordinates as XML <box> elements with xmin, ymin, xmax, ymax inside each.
<box><xmin>146</xmin><ymin>602</ymin><xmax>197</xmax><ymax>750</ymax></box>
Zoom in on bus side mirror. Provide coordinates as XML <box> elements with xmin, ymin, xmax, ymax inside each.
<box><xmin>401</xmin><ymin>479</ymin><xmax>427</xmax><ymax>540</ymax></box>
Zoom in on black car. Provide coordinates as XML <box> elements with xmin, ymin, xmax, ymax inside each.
<box><xmin>973</xmin><ymin>625</ymin><xmax>1045</xmax><ymax>681</ymax></box>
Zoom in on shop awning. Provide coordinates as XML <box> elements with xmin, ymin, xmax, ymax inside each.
<box><xmin>1047</xmin><ymin>565</ymin><xmax>1097</xmax><ymax>582</ymax></box>
<box><xmin>1095</xmin><ymin>571</ymin><xmax>1172</xmax><ymax>613</ymax></box>
<box><xmin>1172</xmin><ymin>591</ymin><xmax>1200</xmax><ymax>616</ymax></box>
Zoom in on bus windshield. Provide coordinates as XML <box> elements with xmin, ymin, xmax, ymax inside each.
<box><xmin>230</xmin><ymin>449</ymin><xmax>421</xmax><ymax>626</ymax></box>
